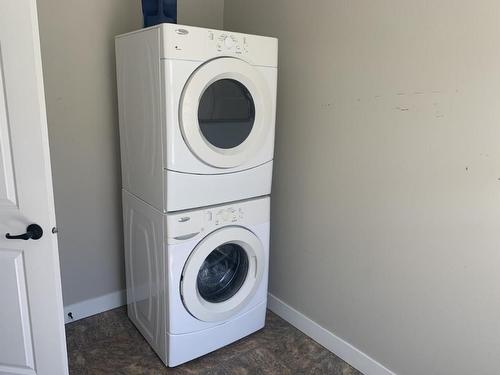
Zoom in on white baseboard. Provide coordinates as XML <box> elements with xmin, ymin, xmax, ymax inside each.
<box><xmin>64</xmin><ymin>290</ymin><xmax>126</xmax><ymax>324</ymax></box>
<box><xmin>267</xmin><ymin>293</ymin><xmax>395</xmax><ymax>375</ymax></box>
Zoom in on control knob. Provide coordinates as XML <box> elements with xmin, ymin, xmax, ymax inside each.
<box><xmin>224</xmin><ymin>36</ymin><xmax>235</xmax><ymax>49</ymax></box>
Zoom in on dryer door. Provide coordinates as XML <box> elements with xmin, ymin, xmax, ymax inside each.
<box><xmin>181</xmin><ymin>226</ymin><xmax>264</xmax><ymax>322</ymax></box>
<box><xmin>180</xmin><ymin>57</ymin><xmax>273</xmax><ymax>169</ymax></box>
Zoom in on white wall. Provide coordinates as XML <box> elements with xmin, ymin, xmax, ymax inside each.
<box><xmin>225</xmin><ymin>1</ymin><xmax>500</xmax><ymax>374</ymax></box>
<box><xmin>37</xmin><ymin>1</ymin><xmax>142</xmax><ymax>306</ymax></box>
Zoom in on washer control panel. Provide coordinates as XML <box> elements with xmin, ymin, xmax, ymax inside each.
<box><xmin>212</xmin><ymin>207</ymin><xmax>244</xmax><ymax>226</ymax></box>
<box><xmin>208</xmin><ymin>31</ymin><xmax>248</xmax><ymax>55</ymax></box>
<box><xmin>167</xmin><ymin>197</ymin><xmax>269</xmax><ymax>244</ymax></box>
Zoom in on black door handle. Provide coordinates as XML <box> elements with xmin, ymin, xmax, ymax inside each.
<box><xmin>6</xmin><ymin>224</ymin><xmax>43</xmax><ymax>240</ymax></box>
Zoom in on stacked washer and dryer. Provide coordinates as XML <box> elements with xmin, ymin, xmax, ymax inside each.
<box><xmin>115</xmin><ymin>24</ymin><xmax>277</xmax><ymax>366</ymax></box>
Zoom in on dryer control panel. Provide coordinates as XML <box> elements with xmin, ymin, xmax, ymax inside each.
<box><xmin>166</xmin><ymin>197</ymin><xmax>270</xmax><ymax>244</ymax></box>
<box><xmin>158</xmin><ymin>23</ymin><xmax>278</xmax><ymax>67</ymax></box>
<box><xmin>208</xmin><ymin>31</ymin><xmax>249</xmax><ymax>55</ymax></box>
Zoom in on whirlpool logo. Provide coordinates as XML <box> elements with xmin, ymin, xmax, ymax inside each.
<box><xmin>175</xmin><ymin>29</ymin><xmax>189</xmax><ymax>35</ymax></box>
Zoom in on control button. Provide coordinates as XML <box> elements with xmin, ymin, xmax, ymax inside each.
<box><xmin>224</xmin><ymin>36</ymin><xmax>235</xmax><ymax>49</ymax></box>
<box><xmin>205</xmin><ymin>211</ymin><xmax>212</xmax><ymax>221</ymax></box>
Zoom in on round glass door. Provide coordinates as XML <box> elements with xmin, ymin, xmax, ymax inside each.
<box><xmin>181</xmin><ymin>227</ymin><xmax>265</xmax><ymax>322</ymax></box>
<box><xmin>180</xmin><ymin>57</ymin><xmax>273</xmax><ymax>169</ymax></box>
<box><xmin>198</xmin><ymin>79</ymin><xmax>255</xmax><ymax>150</ymax></box>
<box><xmin>197</xmin><ymin>243</ymin><xmax>249</xmax><ymax>303</ymax></box>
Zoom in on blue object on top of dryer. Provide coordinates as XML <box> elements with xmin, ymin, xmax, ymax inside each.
<box><xmin>115</xmin><ymin>24</ymin><xmax>278</xmax><ymax>212</ymax></box>
<box><xmin>141</xmin><ymin>0</ymin><xmax>177</xmax><ymax>27</ymax></box>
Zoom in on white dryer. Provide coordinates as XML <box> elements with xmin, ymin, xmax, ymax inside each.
<box><xmin>116</xmin><ymin>24</ymin><xmax>278</xmax><ymax>212</ymax></box>
<box><xmin>122</xmin><ymin>191</ymin><xmax>270</xmax><ymax>366</ymax></box>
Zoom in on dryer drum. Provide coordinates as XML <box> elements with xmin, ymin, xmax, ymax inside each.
<box><xmin>197</xmin><ymin>243</ymin><xmax>249</xmax><ymax>303</ymax></box>
<box><xmin>197</xmin><ymin>78</ymin><xmax>256</xmax><ymax>150</ymax></box>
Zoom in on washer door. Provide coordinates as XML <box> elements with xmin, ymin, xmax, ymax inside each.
<box><xmin>181</xmin><ymin>227</ymin><xmax>265</xmax><ymax>322</ymax></box>
<box><xmin>180</xmin><ymin>57</ymin><xmax>272</xmax><ymax>169</ymax></box>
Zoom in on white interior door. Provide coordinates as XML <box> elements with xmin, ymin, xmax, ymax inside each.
<box><xmin>0</xmin><ymin>1</ymin><xmax>68</xmax><ymax>374</ymax></box>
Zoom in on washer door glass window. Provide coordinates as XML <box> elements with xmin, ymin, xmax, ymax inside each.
<box><xmin>197</xmin><ymin>243</ymin><xmax>249</xmax><ymax>303</ymax></box>
<box><xmin>180</xmin><ymin>57</ymin><xmax>272</xmax><ymax>169</ymax></box>
<box><xmin>198</xmin><ymin>79</ymin><xmax>255</xmax><ymax>150</ymax></box>
<box><xmin>181</xmin><ymin>227</ymin><xmax>265</xmax><ymax>322</ymax></box>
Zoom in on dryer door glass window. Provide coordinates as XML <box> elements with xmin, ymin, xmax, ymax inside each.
<box><xmin>198</xmin><ymin>79</ymin><xmax>255</xmax><ymax>149</ymax></box>
<box><xmin>197</xmin><ymin>243</ymin><xmax>249</xmax><ymax>303</ymax></box>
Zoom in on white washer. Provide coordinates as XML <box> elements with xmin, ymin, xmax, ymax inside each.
<box><xmin>122</xmin><ymin>190</ymin><xmax>270</xmax><ymax>367</ymax></box>
<box><xmin>116</xmin><ymin>24</ymin><xmax>278</xmax><ymax>212</ymax></box>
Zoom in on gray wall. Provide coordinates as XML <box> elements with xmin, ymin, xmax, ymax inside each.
<box><xmin>36</xmin><ymin>0</ymin><xmax>225</xmax><ymax>307</ymax></box>
<box><xmin>178</xmin><ymin>0</ymin><xmax>224</xmax><ymax>29</ymax></box>
<box><xmin>37</xmin><ymin>1</ymin><xmax>142</xmax><ymax>306</ymax></box>
<box><xmin>225</xmin><ymin>1</ymin><xmax>500</xmax><ymax>374</ymax></box>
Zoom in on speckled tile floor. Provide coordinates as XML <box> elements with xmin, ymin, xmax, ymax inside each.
<box><xmin>66</xmin><ymin>307</ymin><xmax>363</xmax><ymax>374</ymax></box>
